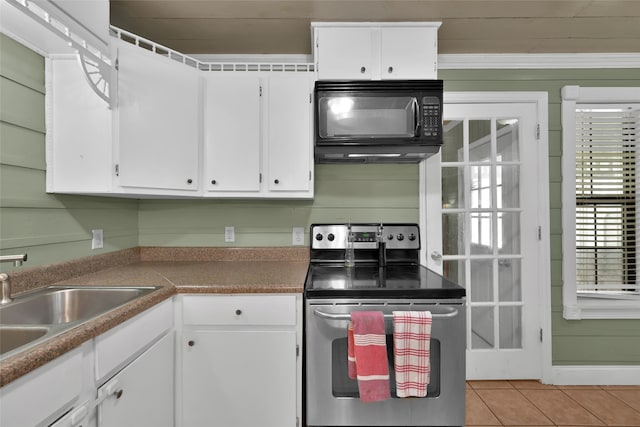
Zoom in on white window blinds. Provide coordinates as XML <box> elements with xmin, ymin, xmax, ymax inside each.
<box><xmin>575</xmin><ymin>105</ymin><xmax>640</xmax><ymax>295</ymax></box>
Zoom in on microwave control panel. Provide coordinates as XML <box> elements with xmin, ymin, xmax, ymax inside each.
<box><xmin>422</xmin><ymin>96</ymin><xmax>441</xmax><ymax>138</ymax></box>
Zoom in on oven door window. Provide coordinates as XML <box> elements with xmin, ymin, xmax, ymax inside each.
<box><xmin>331</xmin><ymin>335</ymin><xmax>441</xmax><ymax>398</ymax></box>
<box><xmin>318</xmin><ymin>96</ymin><xmax>419</xmax><ymax>139</ymax></box>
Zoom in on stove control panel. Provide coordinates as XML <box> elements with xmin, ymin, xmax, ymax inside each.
<box><xmin>311</xmin><ymin>224</ymin><xmax>420</xmax><ymax>250</ymax></box>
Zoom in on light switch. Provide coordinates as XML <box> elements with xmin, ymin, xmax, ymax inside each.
<box><xmin>92</xmin><ymin>229</ymin><xmax>104</xmax><ymax>249</ymax></box>
<box><xmin>292</xmin><ymin>227</ymin><xmax>305</xmax><ymax>246</ymax></box>
<box><xmin>225</xmin><ymin>226</ymin><xmax>235</xmax><ymax>243</ymax></box>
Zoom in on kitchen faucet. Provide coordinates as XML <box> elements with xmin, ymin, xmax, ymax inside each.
<box><xmin>0</xmin><ymin>254</ymin><xmax>28</xmax><ymax>304</ymax></box>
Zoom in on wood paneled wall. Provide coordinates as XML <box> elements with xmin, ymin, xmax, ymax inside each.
<box><xmin>0</xmin><ymin>34</ymin><xmax>139</xmax><ymax>272</ymax></box>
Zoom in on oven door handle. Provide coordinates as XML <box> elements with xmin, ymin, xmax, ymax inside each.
<box><xmin>313</xmin><ymin>308</ymin><xmax>459</xmax><ymax>320</ymax></box>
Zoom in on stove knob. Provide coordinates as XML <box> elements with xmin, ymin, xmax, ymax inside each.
<box><xmin>397</xmin><ymin>233</ymin><xmax>405</xmax><ymax>241</ymax></box>
<box><xmin>387</xmin><ymin>234</ymin><xmax>394</xmax><ymax>240</ymax></box>
<box><xmin>408</xmin><ymin>233</ymin><xmax>416</xmax><ymax>241</ymax></box>
<box><xmin>315</xmin><ymin>233</ymin><xmax>323</xmax><ymax>241</ymax></box>
<box><xmin>327</xmin><ymin>233</ymin><xmax>335</xmax><ymax>241</ymax></box>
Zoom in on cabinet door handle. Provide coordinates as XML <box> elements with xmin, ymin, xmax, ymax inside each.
<box><xmin>235</xmin><ymin>309</ymin><xmax>242</xmax><ymax>315</ymax></box>
<box><xmin>274</xmin><ymin>179</ymin><xmax>279</xmax><ymax>184</ymax></box>
<box><xmin>188</xmin><ymin>340</ymin><xmax>195</xmax><ymax>347</ymax></box>
<box><xmin>211</xmin><ymin>179</ymin><xmax>217</xmax><ymax>185</ymax></box>
<box><xmin>187</xmin><ymin>179</ymin><xmax>193</xmax><ymax>184</ymax></box>
<box><xmin>388</xmin><ymin>66</ymin><xmax>394</xmax><ymax>73</ymax></box>
<box><xmin>360</xmin><ymin>66</ymin><xmax>366</xmax><ymax>73</ymax></box>
<box><xmin>114</xmin><ymin>389</ymin><xmax>123</xmax><ymax>399</ymax></box>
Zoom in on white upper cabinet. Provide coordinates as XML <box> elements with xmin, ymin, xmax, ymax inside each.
<box><xmin>313</xmin><ymin>22</ymin><xmax>440</xmax><ymax>80</ymax></box>
<box><xmin>266</xmin><ymin>74</ymin><xmax>314</xmax><ymax>194</ymax></box>
<box><xmin>204</xmin><ymin>74</ymin><xmax>261</xmax><ymax>193</ymax></box>
<box><xmin>47</xmin><ymin>55</ymin><xmax>113</xmax><ymax>194</ymax></box>
<box><xmin>115</xmin><ymin>39</ymin><xmax>201</xmax><ymax>194</ymax></box>
<box><xmin>204</xmin><ymin>71</ymin><xmax>314</xmax><ymax>199</ymax></box>
<box><xmin>46</xmin><ymin>36</ymin><xmax>314</xmax><ymax>198</ymax></box>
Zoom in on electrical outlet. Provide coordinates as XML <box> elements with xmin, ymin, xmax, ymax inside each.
<box><xmin>224</xmin><ymin>226</ymin><xmax>235</xmax><ymax>243</ymax></box>
<box><xmin>292</xmin><ymin>227</ymin><xmax>305</xmax><ymax>246</ymax></box>
<box><xmin>92</xmin><ymin>229</ymin><xmax>104</xmax><ymax>249</ymax></box>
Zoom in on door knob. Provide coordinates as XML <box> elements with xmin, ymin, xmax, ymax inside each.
<box><xmin>430</xmin><ymin>251</ymin><xmax>443</xmax><ymax>261</ymax></box>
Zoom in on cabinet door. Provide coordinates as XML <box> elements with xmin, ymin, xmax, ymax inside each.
<box><xmin>98</xmin><ymin>332</ymin><xmax>174</xmax><ymax>427</ymax></box>
<box><xmin>266</xmin><ymin>74</ymin><xmax>313</xmax><ymax>194</ymax></box>
<box><xmin>116</xmin><ymin>39</ymin><xmax>200</xmax><ymax>192</ymax></box>
<box><xmin>182</xmin><ymin>330</ymin><xmax>297</xmax><ymax>427</ymax></box>
<box><xmin>204</xmin><ymin>74</ymin><xmax>261</xmax><ymax>192</ymax></box>
<box><xmin>48</xmin><ymin>57</ymin><xmax>112</xmax><ymax>193</ymax></box>
<box><xmin>380</xmin><ymin>27</ymin><xmax>438</xmax><ymax>79</ymax></box>
<box><xmin>315</xmin><ymin>27</ymin><xmax>376</xmax><ymax>80</ymax></box>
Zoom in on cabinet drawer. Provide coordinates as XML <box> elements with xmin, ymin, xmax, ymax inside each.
<box><xmin>95</xmin><ymin>299</ymin><xmax>173</xmax><ymax>382</ymax></box>
<box><xmin>182</xmin><ymin>295</ymin><xmax>296</xmax><ymax>326</ymax></box>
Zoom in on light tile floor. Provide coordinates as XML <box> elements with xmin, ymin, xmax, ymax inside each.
<box><xmin>466</xmin><ymin>381</ymin><xmax>640</xmax><ymax>427</ymax></box>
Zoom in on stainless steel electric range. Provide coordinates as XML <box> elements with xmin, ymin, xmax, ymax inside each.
<box><xmin>304</xmin><ymin>223</ymin><xmax>466</xmax><ymax>427</ymax></box>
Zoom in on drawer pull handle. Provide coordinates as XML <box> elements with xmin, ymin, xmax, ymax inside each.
<box><xmin>235</xmin><ymin>309</ymin><xmax>242</xmax><ymax>315</ymax></box>
<box><xmin>188</xmin><ymin>340</ymin><xmax>195</xmax><ymax>347</ymax></box>
<box><xmin>115</xmin><ymin>389</ymin><xmax>123</xmax><ymax>399</ymax></box>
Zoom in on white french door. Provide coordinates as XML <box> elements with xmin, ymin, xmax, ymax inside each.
<box><xmin>422</xmin><ymin>95</ymin><xmax>550</xmax><ymax>380</ymax></box>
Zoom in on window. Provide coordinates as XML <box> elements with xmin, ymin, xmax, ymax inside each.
<box><xmin>562</xmin><ymin>86</ymin><xmax>640</xmax><ymax>319</ymax></box>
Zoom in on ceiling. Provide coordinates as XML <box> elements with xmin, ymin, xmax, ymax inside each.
<box><xmin>109</xmin><ymin>0</ymin><xmax>640</xmax><ymax>55</ymax></box>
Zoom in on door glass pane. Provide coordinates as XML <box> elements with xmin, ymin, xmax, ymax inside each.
<box><xmin>497</xmin><ymin>165</ymin><xmax>520</xmax><ymax>209</ymax></box>
<box><xmin>443</xmin><ymin>213</ymin><xmax>465</xmax><ymax>255</ymax></box>
<box><xmin>318</xmin><ymin>96</ymin><xmax>416</xmax><ymax>138</ymax></box>
<box><xmin>498</xmin><ymin>212</ymin><xmax>521</xmax><ymax>255</ymax></box>
<box><xmin>498</xmin><ymin>259</ymin><xmax>522</xmax><ymax>301</ymax></box>
<box><xmin>499</xmin><ymin>306</ymin><xmax>522</xmax><ymax>349</ymax></box>
<box><xmin>442</xmin><ymin>120</ymin><xmax>464</xmax><ymax>162</ymax></box>
<box><xmin>471</xmin><ymin>166</ymin><xmax>492</xmax><ymax>208</ymax></box>
<box><xmin>471</xmin><ymin>212</ymin><xmax>493</xmax><ymax>254</ymax></box>
<box><xmin>469</xmin><ymin>120</ymin><xmax>492</xmax><ymax>162</ymax></box>
<box><xmin>442</xmin><ymin>166</ymin><xmax>465</xmax><ymax>208</ymax></box>
<box><xmin>496</xmin><ymin>119</ymin><xmax>520</xmax><ymax>161</ymax></box>
<box><xmin>471</xmin><ymin>307</ymin><xmax>494</xmax><ymax>349</ymax></box>
<box><xmin>470</xmin><ymin>260</ymin><xmax>493</xmax><ymax>302</ymax></box>
<box><xmin>443</xmin><ymin>260</ymin><xmax>466</xmax><ymax>287</ymax></box>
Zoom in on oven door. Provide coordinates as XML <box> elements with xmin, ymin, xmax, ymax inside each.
<box><xmin>305</xmin><ymin>299</ymin><xmax>466</xmax><ymax>427</ymax></box>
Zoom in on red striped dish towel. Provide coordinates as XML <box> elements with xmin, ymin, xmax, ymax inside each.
<box><xmin>393</xmin><ymin>311</ymin><xmax>432</xmax><ymax>398</ymax></box>
<box><xmin>349</xmin><ymin>311</ymin><xmax>390</xmax><ymax>402</ymax></box>
<box><xmin>347</xmin><ymin>322</ymin><xmax>356</xmax><ymax>379</ymax></box>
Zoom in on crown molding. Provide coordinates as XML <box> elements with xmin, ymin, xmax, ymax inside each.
<box><xmin>438</xmin><ymin>53</ymin><xmax>640</xmax><ymax>69</ymax></box>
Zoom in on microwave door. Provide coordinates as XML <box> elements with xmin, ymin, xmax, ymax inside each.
<box><xmin>319</xmin><ymin>96</ymin><xmax>418</xmax><ymax>140</ymax></box>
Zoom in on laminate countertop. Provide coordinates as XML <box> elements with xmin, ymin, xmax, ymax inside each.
<box><xmin>0</xmin><ymin>258</ymin><xmax>309</xmax><ymax>387</ymax></box>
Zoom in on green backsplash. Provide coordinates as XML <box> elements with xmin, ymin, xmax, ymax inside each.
<box><xmin>1</xmin><ymin>32</ymin><xmax>638</xmax><ymax>366</ymax></box>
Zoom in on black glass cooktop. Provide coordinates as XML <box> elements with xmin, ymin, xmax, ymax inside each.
<box><xmin>305</xmin><ymin>263</ymin><xmax>466</xmax><ymax>299</ymax></box>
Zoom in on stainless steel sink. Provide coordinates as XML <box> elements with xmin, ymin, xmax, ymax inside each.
<box><xmin>0</xmin><ymin>287</ymin><xmax>156</xmax><ymax>325</ymax></box>
<box><xmin>0</xmin><ymin>286</ymin><xmax>159</xmax><ymax>358</ymax></box>
<box><xmin>0</xmin><ymin>327</ymin><xmax>49</xmax><ymax>355</ymax></box>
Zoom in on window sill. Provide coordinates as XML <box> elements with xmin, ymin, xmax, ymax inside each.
<box><xmin>564</xmin><ymin>297</ymin><xmax>640</xmax><ymax>320</ymax></box>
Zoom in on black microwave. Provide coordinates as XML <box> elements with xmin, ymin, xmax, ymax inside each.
<box><xmin>314</xmin><ymin>80</ymin><xmax>443</xmax><ymax>163</ymax></box>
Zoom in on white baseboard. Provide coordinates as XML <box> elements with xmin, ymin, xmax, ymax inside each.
<box><xmin>552</xmin><ymin>365</ymin><xmax>640</xmax><ymax>385</ymax></box>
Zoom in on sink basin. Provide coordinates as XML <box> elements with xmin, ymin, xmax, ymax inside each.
<box><xmin>0</xmin><ymin>287</ymin><xmax>157</xmax><ymax>325</ymax></box>
<box><xmin>0</xmin><ymin>286</ymin><xmax>159</xmax><ymax>358</ymax></box>
<box><xmin>0</xmin><ymin>327</ymin><xmax>49</xmax><ymax>355</ymax></box>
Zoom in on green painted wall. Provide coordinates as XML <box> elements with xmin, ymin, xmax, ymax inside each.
<box><xmin>440</xmin><ymin>68</ymin><xmax>640</xmax><ymax>366</ymax></box>
<box><xmin>138</xmin><ymin>164</ymin><xmax>419</xmax><ymax>246</ymax></box>
<box><xmin>0</xmin><ymin>34</ymin><xmax>139</xmax><ymax>272</ymax></box>
<box><xmin>1</xmin><ymin>33</ymin><xmax>637</xmax><ymax>367</ymax></box>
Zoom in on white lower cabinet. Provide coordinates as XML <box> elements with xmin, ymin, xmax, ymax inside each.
<box><xmin>179</xmin><ymin>294</ymin><xmax>302</xmax><ymax>427</ymax></box>
<box><xmin>98</xmin><ymin>332</ymin><xmax>174</xmax><ymax>427</ymax></box>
